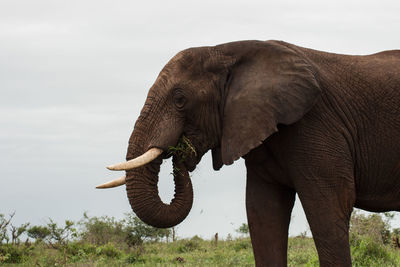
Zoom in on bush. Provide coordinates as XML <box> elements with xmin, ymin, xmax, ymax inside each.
<box><xmin>66</xmin><ymin>242</ymin><xmax>96</xmax><ymax>257</ymax></box>
<box><xmin>350</xmin><ymin>211</ymin><xmax>392</xmax><ymax>245</ymax></box>
<box><xmin>351</xmin><ymin>236</ymin><xmax>397</xmax><ymax>266</ymax></box>
<box><xmin>124</xmin><ymin>213</ymin><xmax>171</xmax><ymax>246</ymax></box>
<box><xmin>79</xmin><ymin>213</ymin><xmax>126</xmax><ymax>246</ymax></box>
<box><xmin>190</xmin><ymin>235</ymin><xmax>203</xmax><ymax>242</ymax></box>
<box><xmin>232</xmin><ymin>239</ymin><xmax>251</xmax><ymax>252</ymax></box>
<box><xmin>0</xmin><ymin>244</ymin><xmax>30</xmax><ymax>263</ymax></box>
<box><xmin>176</xmin><ymin>239</ymin><xmax>201</xmax><ymax>253</ymax></box>
<box><xmin>95</xmin><ymin>243</ymin><xmax>122</xmax><ymax>258</ymax></box>
<box><xmin>125</xmin><ymin>252</ymin><xmax>146</xmax><ymax>264</ymax></box>
<box><xmin>79</xmin><ymin>212</ymin><xmax>171</xmax><ymax>248</ymax></box>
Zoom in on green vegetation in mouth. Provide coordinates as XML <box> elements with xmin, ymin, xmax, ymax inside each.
<box><xmin>168</xmin><ymin>136</ymin><xmax>197</xmax><ymax>177</ymax></box>
<box><xmin>167</xmin><ymin>135</ymin><xmax>197</xmax><ymax>161</ymax></box>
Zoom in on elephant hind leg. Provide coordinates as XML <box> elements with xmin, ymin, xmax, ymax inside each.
<box><xmin>245</xmin><ymin>162</ymin><xmax>295</xmax><ymax>266</ymax></box>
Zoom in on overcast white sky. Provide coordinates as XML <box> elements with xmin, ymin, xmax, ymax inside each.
<box><xmin>1</xmin><ymin>0</ymin><xmax>399</xmax><ymax>239</ymax></box>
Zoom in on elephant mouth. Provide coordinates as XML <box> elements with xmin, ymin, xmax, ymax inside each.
<box><xmin>166</xmin><ymin>135</ymin><xmax>202</xmax><ymax>172</ymax></box>
<box><xmin>183</xmin><ymin>153</ymin><xmax>200</xmax><ymax>172</ymax></box>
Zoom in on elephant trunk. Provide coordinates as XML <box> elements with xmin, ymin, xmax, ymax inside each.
<box><xmin>125</xmin><ymin>118</ymin><xmax>193</xmax><ymax>228</ymax></box>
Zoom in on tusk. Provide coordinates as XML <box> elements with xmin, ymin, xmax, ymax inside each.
<box><xmin>106</xmin><ymin>147</ymin><xmax>163</xmax><ymax>171</ymax></box>
<box><xmin>96</xmin><ymin>175</ymin><xmax>126</xmax><ymax>189</ymax></box>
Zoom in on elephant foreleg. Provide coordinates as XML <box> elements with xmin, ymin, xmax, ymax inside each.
<box><xmin>246</xmin><ymin>165</ymin><xmax>295</xmax><ymax>267</ymax></box>
<box><xmin>294</xmin><ymin>156</ymin><xmax>355</xmax><ymax>266</ymax></box>
<box><xmin>298</xmin><ymin>181</ymin><xmax>355</xmax><ymax>267</ymax></box>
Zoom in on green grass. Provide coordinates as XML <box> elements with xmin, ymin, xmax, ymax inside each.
<box><xmin>168</xmin><ymin>136</ymin><xmax>197</xmax><ymax>160</ymax></box>
<box><xmin>287</xmin><ymin>237</ymin><xmax>319</xmax><ymax>266</ymax></box>
<box><xmin>2</xmin><ymin>236</ymin><xmax>400</xmax><ymax>266</ymax></box>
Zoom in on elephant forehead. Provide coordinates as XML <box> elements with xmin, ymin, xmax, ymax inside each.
<box><xmin>166</xmin><ymin>47</ymin><xmax>214</xmax><ymax>72</ymax></box>
<box><xmin>166</xmin><ymin>49</ymin><xmax>196</xmax><ymax>69</ymax></box>
<box><xmin>156</xmin><ymin>68</ymin><xmax>213</xmax><ymax>91</ymax></box>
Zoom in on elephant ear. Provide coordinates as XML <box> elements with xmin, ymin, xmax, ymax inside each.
<box><xmin>221</xmin><ymin>41</ymin><xmax>321</xmax><ymax>165</ymax></box>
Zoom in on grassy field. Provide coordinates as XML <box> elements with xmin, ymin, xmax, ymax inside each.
<box><xmin>2</xmin><ymin>211</ymin><xmax>400</xmax><ymax>266</ymax></box>
<box><xmin>2</xmin><ymin>235</ymin><xmax>400</xmax><ymax>266</ymax></box>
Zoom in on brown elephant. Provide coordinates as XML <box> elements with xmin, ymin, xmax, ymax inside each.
<box><xmin>98</xmin><ymin>40</ymin><xmax>400</xmax><ymax>266</ymax></box>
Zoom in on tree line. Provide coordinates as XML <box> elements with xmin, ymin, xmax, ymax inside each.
<box><xmin>0</xmin><ymin>212</ymin><xmax>174</xmax><ymax>248</ymax></box>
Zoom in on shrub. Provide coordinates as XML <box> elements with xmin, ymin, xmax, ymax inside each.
<box><xmin>79</xmin><ymin>212</ymin><xmax>171</xmax><ymax>248</ymax></box>
<box><xmin>190</xmin><ymin>235</ymin><xmax>203</xmax><ymax>242</ymax></box>
<box><xmin>124</xmin><ymin>247</ymin><xmax>145</xmax><ymax>264</ymax></box>
<box><xmin>176</xmin><ymin>239</ymin><xmax>201</xmax><ymax>253</ymax></box>
<box><xmin>0</xmin><ymin>244</ymin><xmax>30</xmax><ymax>263</ymax></box>
<box><xmin>66</xmin><ymin>242</ymin><xmax>96</xmax><ymax>257</ymax></box>
<box><xmin>95</xmin><ymin>243</ymin><xmax>122</xmax><ymax>258</ymax></box>
<box><xmin>350</xmin><ymin>211</ymin><xmax>392</xmax><ymax>245</ymax></box>
<box><xmin>79</xmin><ymin>213</ymin><xmax>126</xmax><ymax>246</ymax></box>
<box><xmin>232</xmin><ymin>239</ymin><xmax>251</xmax><ymax>252</ymax></box>
<box><xmin>351</xmin><ymin>236</ymin><xmax>396</xmax><ymax>266</ymax></box>
<box><xmin>124</xmin><ymin>213</ymin><xmax>171</xmax><ymax>246</ymax></box>
<box><xmin>125</xmin><ymin>253</ymin><xmax>146</xmax><ymax>264</ymax></box>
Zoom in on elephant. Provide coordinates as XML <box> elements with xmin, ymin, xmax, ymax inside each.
<box><xmin>98</xmin><ymin>40</ymin><xmax>400</xmax><ymax>266</ymax></box>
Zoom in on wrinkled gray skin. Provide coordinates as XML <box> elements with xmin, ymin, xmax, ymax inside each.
<box><xmin>118</xmin><ymin>40</ymin><xmax>400</xmax><ymax>266</ymax></box>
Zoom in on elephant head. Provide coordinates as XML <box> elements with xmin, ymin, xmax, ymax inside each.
<box><xmin>98</xmin><ymin>40</ymin><xmax>320</xmax><ymax>228</ymax></box>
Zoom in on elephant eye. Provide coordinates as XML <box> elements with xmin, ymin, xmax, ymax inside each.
<box><xmin>173</xmin><ymin>93</ymin><xmax>186</xmax><ymax>110</ymax></box>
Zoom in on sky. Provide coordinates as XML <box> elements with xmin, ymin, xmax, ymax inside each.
<box><xmin>1</xmin><ymin>0</ymin><xmax>400</xmax><ymax>239</ymax></box>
